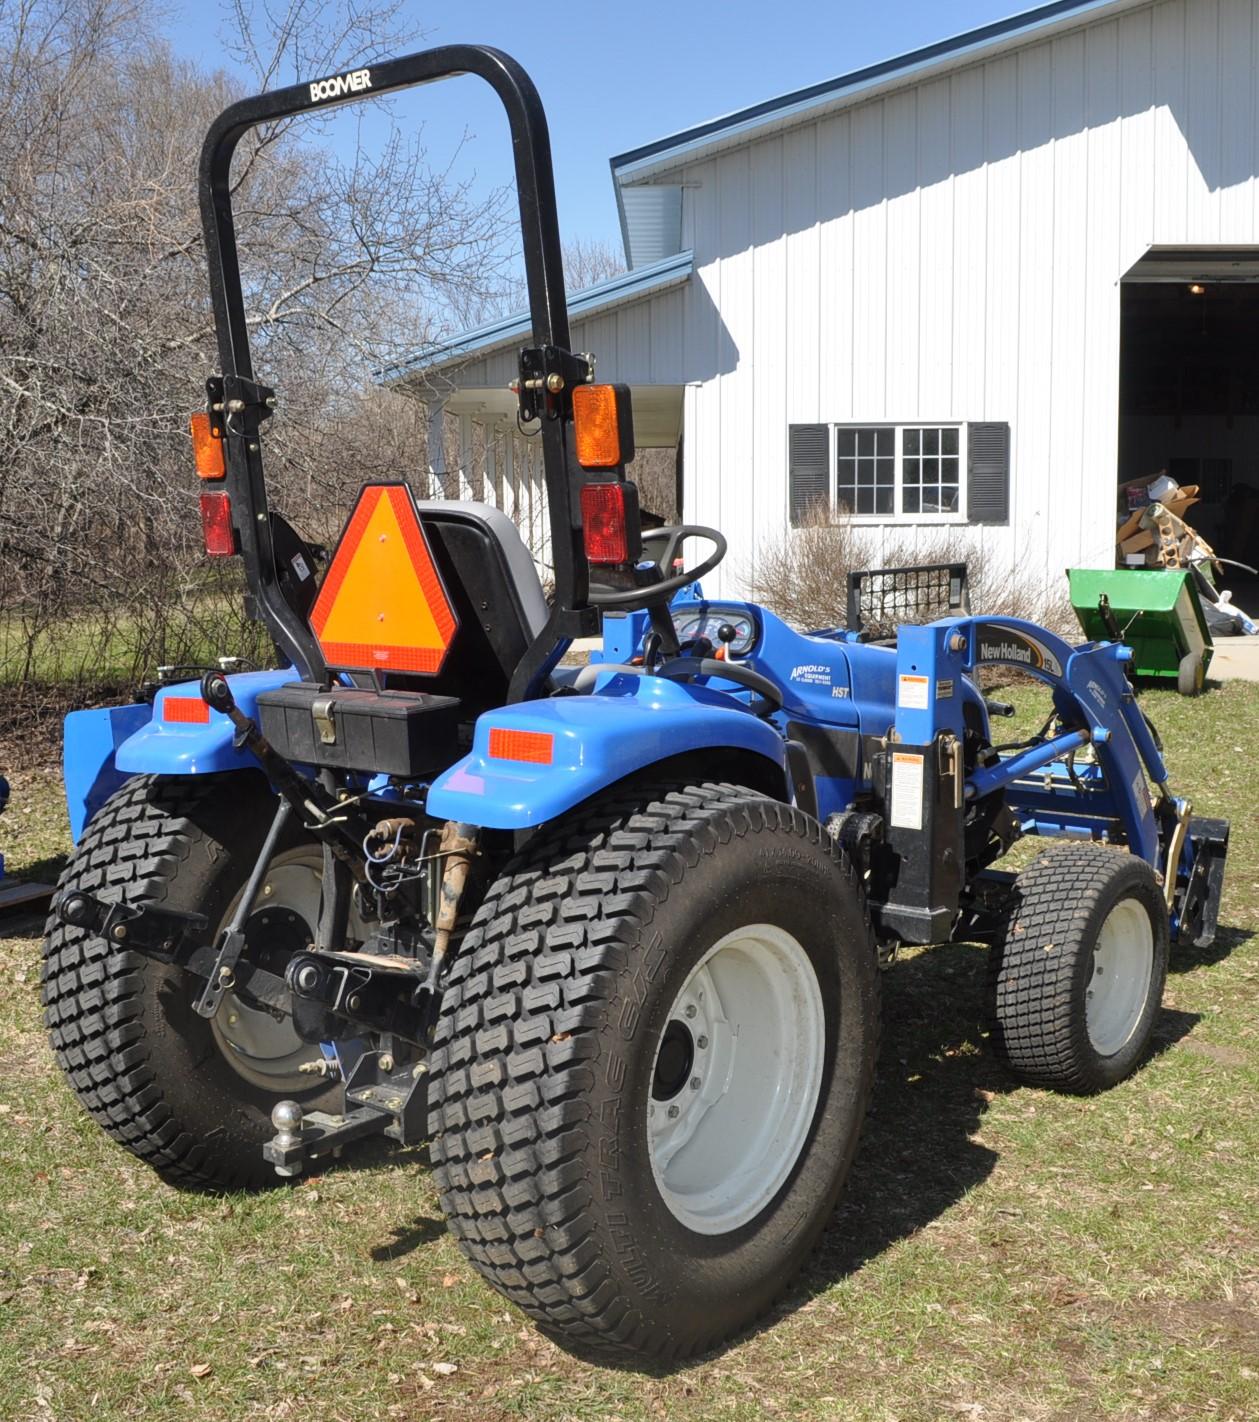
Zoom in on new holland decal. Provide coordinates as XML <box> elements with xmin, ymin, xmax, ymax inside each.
<box><xmin>973</xmin><ymin>625</ymin><xmax>1064</xmax><ymax>678</ymax></box>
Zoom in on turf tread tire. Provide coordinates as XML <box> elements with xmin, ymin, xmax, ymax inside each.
<box><xmin>428</xmin><ymin>781</ymin><xmax>880</xmax><ymax>1365</ymax></box>
<box><xmin>42</xmin><ymin>773</ymin><xmax>316</xmax><ymax>1192</ymax></box>
<box><xmin>989</xmin><ymin>842</ymin><xmax>1168</xmax><ymax>1094</ymax></box>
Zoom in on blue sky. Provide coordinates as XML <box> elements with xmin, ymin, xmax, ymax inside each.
<box><xmin>163</xmin><ymin>1</ymin><xmax>1028</xmax><ymax>257</ymax></box>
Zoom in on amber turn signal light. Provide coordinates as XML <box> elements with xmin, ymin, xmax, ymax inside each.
<box><xmin>572</xmin><ymin>383</ymin><xmax>635</xmax><ymax>470</ymax></box>
<box><xmin>190</xmin><ymin>411</ymin><xmax>226</xmax><ymax>479</ymax></box>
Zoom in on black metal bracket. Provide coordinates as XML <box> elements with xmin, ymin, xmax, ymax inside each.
<box><xmin>287</xmin><ymin>947</ymin><xmax>428</xmax><ymax>1044</ymax></box>
<box><xmin>57</xmin><ymin>891</ymin><xmax>207</xmax><ymax>960</ymax></box>
<box><xmin>262</xmin><ymin>1050</ymin><xmax>428</xmax><ymax>1176</ymax></box>
<box><xmin>514</xmin><ymin>345</ymin><xmax>592</xmax><ymax>424</ymax></box>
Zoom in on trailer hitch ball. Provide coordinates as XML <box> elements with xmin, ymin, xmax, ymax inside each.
<box><xmin>269</xmin><ymin>1100</ymin><xmax>306</xmax><ymax>1178</ymax></box>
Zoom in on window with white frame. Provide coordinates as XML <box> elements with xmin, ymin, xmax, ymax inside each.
<box><xmin>787</xmin><ymin>421</ymin><xmax>1009</xmax><ymax>527</ymax></box>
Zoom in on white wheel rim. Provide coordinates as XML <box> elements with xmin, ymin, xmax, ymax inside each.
<box><xmin>1085</xmin><ymin>898</ymin><xmax>1155</xmax><ymax>1057</ymax></box>
<box><xmin>647</xmin><ymin>923</ymin><xmax>825</xmax><ymax>1236</ymax></box>
<box><xmin>210</xmin><ymin>850</ymin><xmax>325</xmax><ymax>1092</ymax></box>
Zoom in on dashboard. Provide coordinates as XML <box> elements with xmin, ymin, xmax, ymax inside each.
<box><xmin>672</xmin><ymin>603</ymin><xmax>760</xmax><ymax>658</ymax></box>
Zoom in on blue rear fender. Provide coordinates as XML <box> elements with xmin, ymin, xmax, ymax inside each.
<box><xmin>425</xmin><ymin>674</ymin><xmax>791</xmax><ymax>830</ymax></box>
<box><xmin>64</xmin><ymin>669</ymin><xmax>298</xmax><ymax>842</ymax></box>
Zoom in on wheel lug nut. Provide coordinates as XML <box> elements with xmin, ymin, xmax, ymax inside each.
<box><xmin>696</xmin><ymin>1035</ymin><xmax>708</xmax><ymax>1050</ymax></box>
<box><xmin>684</xmin><ymin>1005</ymin><xmax>697</xmax><ymax>1019</ymax></box>
<box><xmin>690</xmin><ymin>1076</ymin><xmax>700</xmax><ymax>1090</ymax></box>
<box><xmin>668</xmin><ymin>1104</ymin><xmax>680</xmax><ymax>1118</ymax></box>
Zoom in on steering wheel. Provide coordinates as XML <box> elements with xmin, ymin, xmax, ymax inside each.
<box><xmin>587</xmin><ymin>524</ymin><xmax>727</xmax><ymax>609</ymax></box>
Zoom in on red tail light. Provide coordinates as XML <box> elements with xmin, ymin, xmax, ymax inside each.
<box><xmin>199</xmin><ymin>492</ymin><xmax>238</xmax><ymax>556</ymax></box>
<box><xmin>581</xmin><ymin>482</ymin><xmax>632</xmax><ymax>565</ymax></box>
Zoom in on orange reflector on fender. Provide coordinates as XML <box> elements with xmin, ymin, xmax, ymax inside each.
<box><xmin>309</xmin><ymin>484</ymin><xmax>458</xmax><ymax>674</ymax></box>
<box><xmin>163</xmin><ymin>696</ymin><xmax>210</xmax><ymax>724</ymax></box>
<box><xmin>190</xmin><ymin>411</ymin><xmax>225</xmax><ymax>479</ymax></box>
<box><xmin>488</xmin><ymin>727</ymin><xmax>554</xmax><ymax>764</ymax></box>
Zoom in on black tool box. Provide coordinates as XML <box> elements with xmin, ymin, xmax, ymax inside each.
<box><xmin>256</xmin><ymin>682</ymin><xmax>459</xmax><ymax>777</ymax></box>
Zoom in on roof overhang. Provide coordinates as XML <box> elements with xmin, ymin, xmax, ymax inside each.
<box><xmin>610</xmin><ymin>0</ymin><xmax>1144</xmax><ymax>264</ymax></box>
<box><xmin>382</xmin><ymin>249</ymin><xmax>693</xmax><ymax>385</ymax></box>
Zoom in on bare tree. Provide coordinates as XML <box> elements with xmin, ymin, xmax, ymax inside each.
<box><xmin>0</xmin><ymin>0</ymin><xmax>514</xmax><ymax>704</ymax></box>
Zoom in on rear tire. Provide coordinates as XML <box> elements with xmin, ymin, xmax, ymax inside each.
<box><xmin>42</xmin><ymin>774</ymin><xmax>334</xmax><ymax>1191</ymax></box>
<box><xmin>427</xmin><ymin>782</ymin><xmax>880</xmax><ymax>1365</ymax></box>
<box><xmin>989</xmin><ymin>843</ymin><xmax>1168</xmax><ymax>1093</ymax></box>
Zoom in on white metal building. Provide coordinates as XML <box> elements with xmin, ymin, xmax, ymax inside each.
<box><xmin>392</xmin><ymin>0</ymin><xmax>1259</xmax><ymax>595</ymax></box>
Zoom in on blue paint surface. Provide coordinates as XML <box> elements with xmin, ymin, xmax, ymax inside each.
<box><xmin>63</xmin><ymin>703</ymin><xmax>153</xmax><ymax>843</ymax></box>
<box><xmin>426</xmin><ymin>674</ymin><xmax>788</xmax><ymax>829</ymax></box>
<box><xmin>114</xmin><ymin>670</ymin><xmax>298</xmax><ymax>777</ymax></box>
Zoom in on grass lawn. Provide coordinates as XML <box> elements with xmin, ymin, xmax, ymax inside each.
<box><xmin>1</xmin><ymin>681</ymin><xmax>1257</xmax><ymax>1421</ymax></box>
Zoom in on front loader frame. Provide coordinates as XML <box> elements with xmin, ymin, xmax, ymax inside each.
<box><xmin>198</xmin><ymin>47</ymin><xmax>595</xmax><ymax>697</ymax></box>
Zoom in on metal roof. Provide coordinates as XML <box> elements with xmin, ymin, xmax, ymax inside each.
<box><xmin>382</xmin><ymin>249</ymin><xmax>694</xmax><ymax>383</ymax></box>
<box><xmin>610</xmin><ymin>0</ymin><xmax>1139</xmax><ymax>260</ymax></box>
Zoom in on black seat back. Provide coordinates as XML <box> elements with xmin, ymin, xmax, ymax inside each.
<box><xmin>387</xmin><ymin>501</ymin><xmax>548</xmax><ymax>718</ymax></box>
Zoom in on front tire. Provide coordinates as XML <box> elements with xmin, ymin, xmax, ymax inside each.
<box><xmin>42</xmin><ymin>774</ymin><xmax>334</xmax><ymax>1191</ymax></box>
<box><xmin>989</xmin><ymin>843</ymin><xmax>1169</xmax><ymax>1093</ymax></box>
<box><xmin>427</xmin><ymin>782</ymin><xmax>880</xmax><ymax>1365</ymax></box>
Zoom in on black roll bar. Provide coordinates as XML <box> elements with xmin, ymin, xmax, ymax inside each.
<box><xmin>198</xmin><ymin>46</ymin><xmax>589</xmax><ymax>687</ymax></box>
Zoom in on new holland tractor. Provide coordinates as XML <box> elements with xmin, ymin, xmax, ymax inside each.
<box><xmin>44</xmin><ymin>47</ymin><xmax>1229</xmax><ymax>1366</ymax></box>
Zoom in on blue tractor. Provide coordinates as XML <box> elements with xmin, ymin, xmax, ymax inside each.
<box><xmin>45</xmin><ymin>47</ymin><xmax>1229</xmax><ymax>1366</ymax></box>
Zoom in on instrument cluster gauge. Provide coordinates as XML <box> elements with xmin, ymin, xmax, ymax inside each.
<box><xmin>672</xmin><ymin>605</ymin><xmax>759</xmax><ymax>658</ymax></box>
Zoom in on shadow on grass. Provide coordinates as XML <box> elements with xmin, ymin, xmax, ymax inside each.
<box><xmin>371</xmin><ymin>1213</ymin><xmax>448</xmax><ymax>1261</ymax></box>
<box><xmin>1168</xmin><ymin>920</ymin><xmax>1253</xmax><ymax>974</ymax></box>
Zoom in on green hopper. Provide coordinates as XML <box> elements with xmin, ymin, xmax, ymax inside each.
<box><xmin>1068</xmin><ymin>567</ymin><xmax>1212</xmax><ymax>695</ymax></box>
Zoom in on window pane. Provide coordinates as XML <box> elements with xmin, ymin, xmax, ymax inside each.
<box><xmin>876</xmin><ymin>428</ymin><xmax>893</xmax><ymax>456</ymax></box>
<box><xmin>904</xmin><ymin>428</ymin><xmax>919</xmax><ymax>456</ymax></box>
<box><xmin>857</xmin><ymin>429</ymin><xmax>872</xmax><ymax>456</ymax></box>
<box><xmin>903</xmin><ymin>486</ymin><xmax>920</xmax><ymax>513</ymax></box>
<box><xmin>875</xmin><ymin>485</ymin><xmax>894</xmax><ymax>515</ymax></box>
<box><xmin>903</xmin><ymin>462</ymin><xmax>920</xmax><ymax>485</ymax></box>
<box><xmin>941</xmin><ymin>486</ymin><xmax>960</xmax><ymax>512</ymax></box>
<box><xmin>924</xmin><ymin>428</ymin><xmax>939</xmax><ymax>455</ymax></box>
<box><xmin>838</xmin><ymin>429</ymin><xmax>855</xmax><ymax>457</ymax></box>
<box><xmin>943</xmin><ymin>427</ymin><xmax>959</xmax><ymax>456</ymax></box>
<box><xmin>922</xmin><ymin>457</ymin><xmax>937</xmax><ymax>481</ymax></box>
<box><xmin>877</xmin><ymin>457</ymin><xmax>894</xmax><ymax>487</ymax></box>
<box><xmin>942</xmin><ymin>456</ymin><xmax>959</xmax><ymax>485</ymax></box>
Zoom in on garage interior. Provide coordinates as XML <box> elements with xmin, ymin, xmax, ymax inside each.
<box><xmin>1119</xmin><ymin>252</ymin><xmax>1259</xmax><ymax>587</ymax></box>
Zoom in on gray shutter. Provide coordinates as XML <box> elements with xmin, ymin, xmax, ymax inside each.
<box><xmin>967</xmin><ymin>422</ymin><xmax>1010</xmax><ymax>525</ymax></box>
<box><xmin>789</xmin><ymin>424</ymin><xmax>830</xmax><ymax>526</ymax></box>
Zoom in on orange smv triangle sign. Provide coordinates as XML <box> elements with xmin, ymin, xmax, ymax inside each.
<box><xmin>309</xmin><ymin>484</ymin><xmax>458</xmax><ymax>674</ymax></box>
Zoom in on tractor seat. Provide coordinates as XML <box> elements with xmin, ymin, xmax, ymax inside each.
<box><xmin>397</xmin><ymin>501</ymin><xmax>549</xmax><ymax>716</ymax></box>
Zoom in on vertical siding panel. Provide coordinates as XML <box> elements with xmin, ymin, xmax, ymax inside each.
<box><xmin>851</xmin><ymin>101</ymin><xmax>887</xmax><ymax>418</ymax></box>
<box><xmin>685</xmin><ymin>159</ymin><xmax>722</xmax><ymax>560</ymax></box>
<box><xmin>951</xmin><ymin>65</ymin><xmax>987</xmax><ymax>425</ymax></box>
<box><xmin>884</xmin><ymin>90</ymin><xmax>919</xmax><ymax>419</ymax></box>
<box><xmin>1152</xmin><ymin>0</ymin><xmax>1189</xmax><ymax>243</ymax></box>
<box><xmin>1219</xmin><ymin>0</ymin><xmax>1254</xmax><ymax>239</ymax></box>
<box><xmin>784</xmin><ymin>125</ymin><xmax>819</xmax><ymax>424</ymax></box>
<box><xmin>1082</xmin><ymin>20</ymin><xmax>1125</xmax><ymax>569</ymax></box>
<box><xmin>1118</xmin><ymin>5</ymin><xmax>1155</xmax><ymax>271</ymax></box>
<box><xmin>983</xmin><ymin>53</ymin><xmax>1020</xmax><ymax>578</ymax></box>
<box><xmin>1050</xmin><ymin>32</ymin><xmax>1088</xmax><ymax>580</ymax></box>
<box><xmin>650</xmin><ymin>290</ymin><xmax>683</xmax><ymax>386</ymax></box>
<box><xmin>1185</xmin><ymin>0</ymin><xmax>1221</xmax><ymax>241</ymax></box>
<box><xmin>917</xmin><ymin>77</ymin><xmax>954</xmax><ymax>419</ymax></box>
<box><xmin>617</xmin><ymin>300</ymin><xmax>651</xmax><ymax>387</ymax></box>
<box><xmin>750</xmin><ymin>137</ymin><xmax>787</xmax><ymax>585</ymax></box>
<box><xmin>817</xmin><ymin>113</ymin><xmax>853</xmax><ymax>421</ymax></box>
<box><xmin>716</xmin><ymin>148</ymin><xmax>754</xmax><ymax>594</ymax></box>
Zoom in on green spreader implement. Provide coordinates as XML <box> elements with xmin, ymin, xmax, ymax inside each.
<box><xmin>1069</xmin><ymin>567</ymin><xmax>1213</xmax><ymax>696</ymax></box>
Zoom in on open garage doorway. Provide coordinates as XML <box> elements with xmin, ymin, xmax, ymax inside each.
<box><xmin>1119</xmin><ymin>251</ymin><xmax>1259</xmax><ymax>585</ymax></box>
